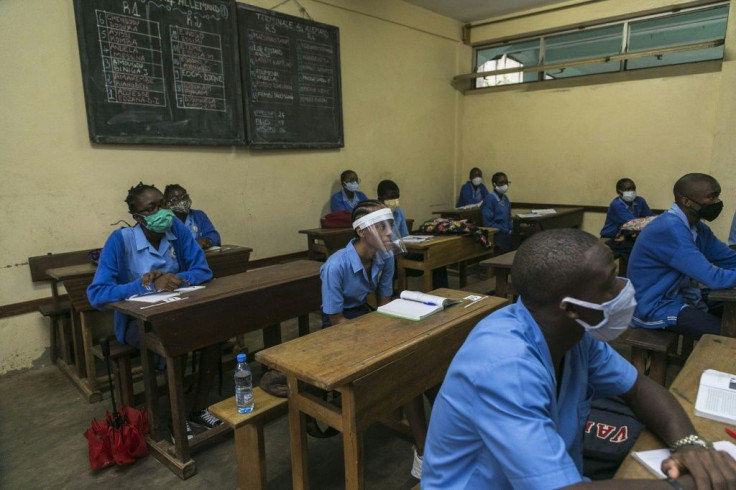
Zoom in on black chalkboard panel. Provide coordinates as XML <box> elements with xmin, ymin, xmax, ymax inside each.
<box><xmin>73</xmin><ymin>0</ymin><xmax>244</xmax><ymax>145</ymax></box>
<box><xmin>237</xmin><ymin>4</ymin><xmax>344</xmax><ymax>149</ymax></box>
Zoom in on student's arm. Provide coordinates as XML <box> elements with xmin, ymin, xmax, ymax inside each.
<box><xmin>376</xmin><ymin>258</ymin><xmax>394</xmax><ymax>300</ymax></box>
<box><xmin>456</xmin><ymin>183</ymin><xmax>469</xmax><ymax>207</ymax></box>
<box><xmin>330</xmin><ymin>192</ymin><xmax>346</xmax><ymax>212</ymax></box>
<box><xmin>639</xmin><ymin>197</ymin><xmax>655</xmax><ymax>218</ymax></box>
<box><xmin>321</xmin><ymin>258</ymin><xmax>345</xmax><ymax>325</ymax></box>
<box><xmin>480</xmin><ymin>195</ymin><xmax>495</xmax><ymax>228</ymax></box>
<box><xmin>664</xmin><ymin>225</ymin><xmax>736</xmax><ymax>289</ymax></box>
<box><xmin>194</xmin><ymin>210</ymin><xmax>221</xmax><ymax>246</ymax></box>
<box><xmin>87</xmin><ymin>231</ymin><xmax>150</xmax><ymax>308</ymax></box>
<box><xmin>172</xmin><ymin>219</ymin><xmax>213</xmax><ymax>286</ymax></box>
<box><xmin>609</xmin><ymin>198</ymin><xmax>639</xmax><ymax>226</ymax></box>
<box><xmin>729</xmin><ymin>212</ymin><xmax>736</xmax><ymax>246</ymax></box>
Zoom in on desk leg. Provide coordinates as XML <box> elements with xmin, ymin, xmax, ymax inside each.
<box><xmin>288</xmin><ymin>375</ymin><xmax>310</xmax><ymax>490</ymax></box>
<box><xmin>167</xmin><ymin>354</ymin><xmax>191</xmax><ymax>463</ymax></box>
<box><xmin>262</xmin><ymin>324</ymin><xmax>282</xmax><ymax>348</ymax></box>
<box><xmin>80</xmin><ymin>312</ymin><xmax>98</xmax><ymax>394</ymax></box>
<box><xmin>397</xmin><ymin>266</ymin><xmax>408</xmax><ymax>292</ymax></box>
<box><xmin>139</xmin><ymin>319</ymin><xmax>163</xmax><ymax>441</ymax></box>
<box><xmin>71</xmin><ymin>310</ymin><xmax>86</xmax><ymax>378</ymax></box>
<box><xmin>495</xmin><ymin>272</ymin><xmax>509</xmax><ymax>298</ymax></box>
<box><xmin>341</xmin><ymin>385</ymin><xmax>363</xmax><ymax>490</ymax></box>
<box><xmin>458</xmin><ymin>261</ymin><xmax>468</xmax><ymax>288</ymax></box>
<box><xmin>298</xmin><ymin>315</ymin><xmax>310</xmax><ymax>337</ymax></box>
<box><xmin>722</xmin><ymin>303</ymin><xmax>736</xmax><ymax>338</ymax></box>
<box><xmin>422</xmin><ymin>268</ymin><xmax>433</xmax><ymax>292</ymax></box>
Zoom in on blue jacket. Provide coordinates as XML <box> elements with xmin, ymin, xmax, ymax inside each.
<box><xmin>185</xmin><ymin>209</ymin><xmax>221</xmax><ymax>246</ymax></box>
<box><xmin>600</xmin><ymin>196</ymin><xmax>654</xmax><ymax>238</ymax></box>
<box><xmin>481</xmin><ymin>191</ymin><xmax>512</xmax><ymax>234</ymax></box>
<box><xmin>629</xmin><ymin>205</ymin><xmax>736</xmax><ymax>328</ymax></box>
<box><xmin>456</xmin><ymin>181</ymin><xmax>489</xmax><ymax>207</ymax></box>
<box><xmin>330</xmin><ymin>189</ymin><xmax>368</xmax><ymax>212</ymax></box>
<box><xmin>87</xmin><ymin>219</ymin><xmax>212</xmax><ymax>342</ymax></box>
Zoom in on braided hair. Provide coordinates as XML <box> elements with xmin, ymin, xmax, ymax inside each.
<box><xmin>125</xmin><ymin>182</ymin><xmax>160</xmax><ymax>214</ymax></box>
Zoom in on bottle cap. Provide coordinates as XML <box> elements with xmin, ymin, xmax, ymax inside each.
<box><xmin>236</xmin><ymin>353</ymin><xmax>246</xmax><ymax>363</ymax></box>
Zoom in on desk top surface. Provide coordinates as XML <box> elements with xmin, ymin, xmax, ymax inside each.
<box><xmin>513</xmin><ymin>206</ymin><xmax>584</xmax><ymax>221</ymax></box>
<box><xmin>482</xmin><ymin>250</ymin><xmax>517</xmax><ymax>268</ymax></box>
<box><xmin>299</xmin><ymin>227</ymin><xmax>353</xmax><ymax>235</ymax></box>
<box><xmin>615</xmin><ymin>334</ymin><xmax>736</xmax><ymax>479</ymax></box>
<box><xmin>256</xmin><ymin>290</ymin><xmax>507</xmax><ymax>390</ymax></box>
<box><xmin>108</xmin><ymin>259</ymin><xmax>321</xmax><ymax>321</ymax></box>
<box><xmin>403</xmin><ymin>232</ymin><xmax>496</xmax><ymax>251</ymax></box>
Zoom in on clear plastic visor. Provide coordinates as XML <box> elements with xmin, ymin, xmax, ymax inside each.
<box><xmin>353</xmin><ymin>208</ymin><xmax>407</xmax><ymax>256</ymax></box>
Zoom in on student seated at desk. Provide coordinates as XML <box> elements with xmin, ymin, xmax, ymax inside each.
<box><xmin>456</xmin><ymin>167</ymin><xmax>489</xmax><ymax>207</ymax></box>
<box><xmin>163</xmin><ymin>184</ymin><xmax>221</xmax><ymax>250</ymax></box>
<box><xmin>600</xmin><ymin>178</ymin><xmax>655</xmax><ymax>258</ymax></box>
<box><xmin>481</xmin><ymin>172</ymin><xmax>512</xmax><ymax>253</ymax></box>
<box><xmin>378</xmin><ymin>179</ymin><xmax>448</xmax><ymax>288</ymax></box>
<box><xmin>330</xmin><ymin>169</ymin><xmax>368</xmax><ymax>212</ymax></box>
<box><xmin>629</xmin><ymin>173</ymin><xmax>736</xmax><ymax>340</ymax></box>
<box><xmin>423</xmin><ymin>228</ymin><xmax>736</xmax><ymax>489</ymax></box>
<box><xmin>87</xmin><ymin>183</ymin><xmax>222</xmax><ymax>435</ymax></box>
<box><xmin>320</xmin><ymin>200</ymin><xmax>428</xmax><ymax>480</ymax></box>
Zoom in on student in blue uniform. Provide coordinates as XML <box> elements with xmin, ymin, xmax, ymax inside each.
<box><xmin>330</xmin><ymin>169</ymin><xmax>368</xmax><ymax>212</ymax></box>
<box><xmin>629</xmin><ymin>173</ymin><xmax>736</xmax><ymax>339</ymax></box>
<box><xmin>728</xmin><ymin>210</ymin><xmax>736</xmax><ymax>246</ymax></box>
<box><xmin>456</xmin><ymin>167</ymin><xmax>489</xmax><ymax>207</ymax></box>
<box><xmin>600</xmin><ymin>178</ymin><xmax>655</xmax><ymax>256</ymax></box>
<box><xmin>481</xmin><ymin>172</ymin><xmax>512</xmax><ymax>252</ymax></box>
<box><xmin>163</xmin><ymin>184</ymin><xmax>221</xmax><ymax>250</ymax></box>
<box><xmin>320</xmin><ymin>200</ymin><xmax>427</xmax><ymax>479</ymax></box>
<box><xmin>87</xmin><ymin>183</ymin><xmax>221</xmax><ymax>434</ymax></box>
<box><xmin>423</xmin><ymin>228</ymin><xmax>736</xmax><ymax>489</ymax></box>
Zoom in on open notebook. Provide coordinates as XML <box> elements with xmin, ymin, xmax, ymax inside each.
<box><xmin>694</xmin><ymin>369</ymin><xmax>736</xmax><ymax>424</ymax></box>
<box><xmin>126</xmin><ymin>285</ymin><xmax>205</xmax><ymax>303</ymax></box>
<box><xmin>377</xmin><ymin>291</ymin><xmax>461</xmax><ymax>321</ymax></box>
<box><xmin>632</xmin><ymin>440</ymin><xmax>736</xmax><ymax>478</ymax></box>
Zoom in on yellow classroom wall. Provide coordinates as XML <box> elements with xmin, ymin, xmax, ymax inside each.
<box><xmin>0</xmin><ymin>0</ymin><xmax>463</xmax><ymax>373</ymax></box>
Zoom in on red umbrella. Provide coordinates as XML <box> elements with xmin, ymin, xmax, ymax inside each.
<box><xmin>84</xmin><ymin>338</ymin><xmax>149</xmax><ymax>470</ymax></box>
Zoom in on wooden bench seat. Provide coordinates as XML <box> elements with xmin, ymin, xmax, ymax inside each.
<box><xmin>623</xmin><ymin>328</ymin><xmax>679</xmax><ymax>385</ymax></box>
<box><xmin>209</xmin><ymin>387</ymin><xmax>289</xmax><ymax>490</ymax></box>
<box><xmin>91</xmin><ymin>338</ymin><xmax>138</xmax><ymax>407</ymax></box>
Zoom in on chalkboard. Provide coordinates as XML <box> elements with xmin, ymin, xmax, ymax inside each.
<box><xmin>73</xmin><ymin>0</ymin><xmax>244</xmax><ymax>145</ymax></box>
<box><xmin>237</xmin><ymin>4</ymin><xmax>344</xmax><ymax>149</ymax></box>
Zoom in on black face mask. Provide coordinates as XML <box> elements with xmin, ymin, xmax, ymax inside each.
<box><xmin>692</xmin><ymin>200</ymin><xmax>723</xmax><ymax>222</ymax></box>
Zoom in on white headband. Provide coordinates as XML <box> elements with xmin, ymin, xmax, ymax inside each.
<box><xmin>353</xmin><ymin>208</ymin><xmax>393</xmax><ymax>230</ymax></box>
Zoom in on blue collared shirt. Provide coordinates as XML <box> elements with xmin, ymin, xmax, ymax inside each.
<box><xmin>320</xmin><ymin>239</ymin><xmax>394</xmax><ymax>314</ymax></box>
<box><xmin>183</xmin><ymin>209</ymin><xmax>221</xmax><ymax>246</ymax></box>
<box><xmin>330</xmin><ymin>189</ymin><xmax>368</xmax><ymax>212</ymax></box>
<box><xmin>123</xmin><ymin>225</ymin><xmax>180</xmax><ymax>279</ymax></box>
<box><xmin>423</xmin><ymin>300</ymin><xmax>637</xmax><ymax>490</ymax></box>
<box><xmin>481</xmin><ymin>191</ymin><xmax>512</xmax><ymax>234</ymax></box>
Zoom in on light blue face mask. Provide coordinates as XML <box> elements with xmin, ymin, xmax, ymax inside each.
<box><xmin>562</xmin><ymin>278</ymin><xmax>637</xmax><ymax>342</ymax></box>
<box><xmin>139</xmin><ymin>209</ymin><xmax>175</xmax><ymax>233</ymax></box>
<box><xmin>345</xmin><ymin>181</ymin><xmax>360</xmax><ymax>192</ymax></box>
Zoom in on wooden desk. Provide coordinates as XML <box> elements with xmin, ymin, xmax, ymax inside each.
<box><xmin>433</xmin><ymin>207</ymin><xmax>483</xmax><ymax>225</ymax></box>
<box><xmin>299</xmin><ymin>228</ymin><xmax>354</xmax><ymax>260</ymax></box>
<box><xmin>615</xmin><ymin>334</ymin><xmax>736</xmax><ymax>479</ymax></box>
<box><xmin>480</xmin><ymin>250</ymin><xmax>516</xmax><ymax>299</ymax></box>
<box><xmin>107</xmin><ymin>260</ymin><xmax>322</xmax><ymax>479</ymax></box>
<box><xmin>397</xmin><ymin>234</ymin><xmax>496</xmax><ymax>292</ymax></box>
<box><xmin>704</xmin><ymin>289</ymin><xmax>736</xmax><ymax>338</ymax></box>
<box><xmin>256</xmin><ymin>290</ymin><xmax>508</xmax><ymax>490</ymax></box>
<box><xmin>204</xmin><ymin>244</ymin><xmax>252</xmax><ymax>277</ymax></box>
<box><xmin>512</xmin><ymin>207</ymin><xmax>584</xmax><ymax>248</ymax></box>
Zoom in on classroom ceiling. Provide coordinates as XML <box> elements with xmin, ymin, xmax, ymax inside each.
<box><xmin>403</xmin><ymin>0</ymin><xmax>572</xmax><ymax>23</ymax></box>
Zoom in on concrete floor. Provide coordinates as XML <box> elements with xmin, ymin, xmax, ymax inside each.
<box><xmin>0</xmin><ymin>264</ymin><xmax>673</xmax><ymax>489</ymax></box>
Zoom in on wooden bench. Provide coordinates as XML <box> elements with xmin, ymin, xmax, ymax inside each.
<box><xmin>623</xmin><ymin>328</ymin><xmax>680</xmax><ymax>385</ymax></box>
<box><xmin>209</xmin><ymin>387</ymin><xmax>289</xmax><ymax>490</ymax></box>
<box><xmin>479</xmin><ymin>250</ymin><xmax>516</xmax><ymax>299</ymax></box>
<box><xmin>91</xmin><ymin>337</ymin><xmax>138</xmax><ymax>408</ymax></box>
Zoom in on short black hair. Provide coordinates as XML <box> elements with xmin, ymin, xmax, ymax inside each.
<box><xmin>341</xmin><ymin>169</ymin><xmax>357</xmax><ymax>182</ymax></box>
<box><xmin>616</xmin><ymin>178</ymin><xmax>634</xmax><ymax>192</ymax></box>
<box><xmin>377</xmin><ymin>180</ymin><xmax>400</xmax><ymax>200</ymax></box>
<box><xmin>491</xmin><ymin>172</ymin><xmax>507</xmax><ymax>185</ymax></box>
<box><xmin>469</xmin><ymin>167</ymin><xmax>482</xmax><ymax>177</ymax></box>
<box><xmin>125</xmin><ymin>182</ymin><xmax>160</xmax><ymax>214</ymax></box>
<box><xmin>163</xmin><ymin>184</ymin><xmax>186</xmax><ymax>198</ymax></box>
<box><xmin>511</xmin><ymin>228</ymin><xmax>600</xmax><ymax>307</ymax></box>
<box><xmin>673</xmin><ymin>173</ymin><xmax>718</xmax><ymax>200</ymax></box>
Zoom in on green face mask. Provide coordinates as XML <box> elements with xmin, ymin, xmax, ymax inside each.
<box><xmin>139</xmin><ymin>209</ymin><xmax>175</xmax><ymax>233</ymax></box>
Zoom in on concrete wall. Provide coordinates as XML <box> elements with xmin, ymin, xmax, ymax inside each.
<box><xmin>0</xmin><ymin>0</ymin><xmax>463</xmax><ymax>374</ymax></box>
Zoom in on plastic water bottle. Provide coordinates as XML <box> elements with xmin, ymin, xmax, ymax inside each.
<box><xmin>234</xmin><ymin>353</ymin><xmax>254</xmax><ymax>414</ymax></box>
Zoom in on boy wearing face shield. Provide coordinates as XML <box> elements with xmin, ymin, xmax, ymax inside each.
<box><xmin>423</xmin><ymin>228</ymin><xmax>736</xmax><ymax>489</ymax></box>
<box><xmin>629</xmin><ymin>173</ymin><xmax>736</xmax><ymax>340</ymax></box>
<box><xmin>456</xmin><ymin>167</ymin><xmax>489</xmax><ymax>207</ymax></box>
<box><xmin>320</xmin><ymin>201</ymin><xmax>427</xmax><ymax>479</ymax></box>
<box><xmin>88</xmin><ymin>183</ymin><xmax>221</xmax><ymax>433</ymax></box>
<box><xmin>600</xmin><ymin>178</ymin><xmax>655</xmax><ymax>255</ymax></box>
<box><xmin>163</xmin><ymin>184</ymin><xmax>221</xmax><ymax>250</ymax></box>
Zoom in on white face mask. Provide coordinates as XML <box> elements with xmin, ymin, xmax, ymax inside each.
<box><xmin>495</xmin><ymin>184</ymin><xmax>509</xmax><ymax>194</ymax></box>
<box><xmin>621</xmin><ymin>191</ymin><xmax>636</xmax><ymax>203</ymax></box>
<box><xmin>471</xmin><ymin>177</ymin><xmax>483</xmax><ymax>186</ymax></box>
<box><xmin>562</xmin><ymin>278</ymin><xmax>637</xmax><ymax>342</ymax></box>
<box><xmin>345</xmin><ymin>181</ymin><xmax>360</xmax><ymax>192</ymax></box>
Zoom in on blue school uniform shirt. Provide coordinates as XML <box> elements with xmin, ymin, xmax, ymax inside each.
<box><xmin>422</xmin><ymin>301</ymin><xmax>637</xmax><ymax>490</ymax></box>
<box><xmin>481</xmin><ymin>191</ymin><xmax>512</xmax><ymax>234</ymax></box>
<box><xmin>87</xmin><ymin>219</ymin><xmax>212</xmax><ymax>344</ymax></box>
<box><xmin>393</xmin><ymin>207</ymin><xmax>409</xmax><ymax>238</ymax></box>
<box><xmin>728</xmin><ymin>210</ymin><xmax>736</xmax><ymax>245</ymax></box>
<box><xmin>330</xmin><ymin>189</ymin><xmax>368</xmax><ymax>212</ymax></box>
<box><xmin>184</xmin><ymin>209</ymin><xmax>221</xmax><ymax>246</ymax></box>
<box><xmin>600</xmin><ymin>196</ymin><xmax>654</xmax><ymax>238</ymax></box>
<box><xmin>456</xmin><ymin>181</ymin><xmax>489</xmax><ymax>207</ymax></box>
<box><xmin>628</xmin><ymin>203</ymin><xmax>736</xmax><ymax>329</ymax></box>
<box><xmin>320</xmin><ymin>239</ymin><xmax>394</xmax><ymax>314</ymax></box>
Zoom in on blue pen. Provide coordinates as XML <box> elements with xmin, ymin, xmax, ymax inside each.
<box><xmin>423</xmin><ymin>302</ymin><xmax>438</xmax><ymax>306</ymax></box>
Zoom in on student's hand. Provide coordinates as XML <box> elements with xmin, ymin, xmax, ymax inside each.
<box><xmin>662</xmin><ymin>446</ymin><xmax>736</xmax><ymax>489</ymax></box>
<box><xmin>196</xmin><ymin>238</ymin><xmax>212</xmax><ymax>249</ymax></box>
<box><xmin>141</xmin><ymin>270</ymin><xmax>164</xmax><ymax>288</ymax></box>
<box><xmin>153</xmin><ymin>273</ymin><xmax>186</xmax><ymax>291</ymax></box>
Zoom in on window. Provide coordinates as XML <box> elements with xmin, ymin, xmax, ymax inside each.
<box><xmin>472</xmin><ymin>3</ymin><xmax>728</xmax><ymax>87</ymax></box>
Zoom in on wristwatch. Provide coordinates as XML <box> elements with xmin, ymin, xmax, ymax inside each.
<box><xmin>670</xmin><ymin>434</ymin><xmax>714</xmax><ymax>452</ymax></box>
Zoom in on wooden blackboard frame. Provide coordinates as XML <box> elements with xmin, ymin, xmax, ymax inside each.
<box><xmin>73</xmin><ymin>0</ymin><xmax>245</xmax><ymax>145</ymax></box>
<box><xmin>237</xmin><ymin>3</ymin><xmax>344</xmax><ymax>149</ymax></box>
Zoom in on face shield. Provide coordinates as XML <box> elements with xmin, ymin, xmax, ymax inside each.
<box><xmin>353</xmin><ymin>208</ymin><xmax>407</xmax><ymax>257</ymax></box>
